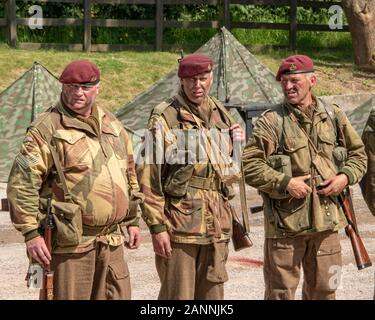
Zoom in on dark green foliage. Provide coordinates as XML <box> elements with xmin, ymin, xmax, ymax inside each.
<box><xmin>1</xmin><ymin>2</ymin><xmax>351</xmax><ymax>48</ymax></box>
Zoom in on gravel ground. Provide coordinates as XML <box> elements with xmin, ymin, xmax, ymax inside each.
<box><xmin>1</xmin><ymin>182</ymin><xmax>374</xmax><ymax>300</ymax></box>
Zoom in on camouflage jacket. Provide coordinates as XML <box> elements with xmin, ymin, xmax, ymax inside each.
<box><xmin>7</xmin><ymin>101</ymin><xmax>143</xmax><ymax>253</ymax></box>
<box><xmin>137</xmin><ymin>91</ymin><xmax>239</xmax><ymax>244</ymax></box>
<box><xmin>360</xmin><ymin>108</ymin><xmax>375</xmax><ymax>216</ymax></box>
<box><xmin>242</xmin><ymin>98</ymin><xmax>367</xmax><ymax>238</ymax></box>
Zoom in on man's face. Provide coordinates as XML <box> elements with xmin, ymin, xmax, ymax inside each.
<box><xmin>280</xmin><ymin>73</ymin><xmax>316</xmax><ymax>105</ymax></box>
<box><xmin>181</xmin><ymin>71</ymin><xmax>213</xmax><ymax>105</ymax></box>
<box><xmin>61</xmin><ymin>83</ymin><xmax>99</xmax><ymax>116</ymax></box>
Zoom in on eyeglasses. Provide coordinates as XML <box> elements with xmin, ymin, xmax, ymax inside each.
<box><xmin>64</xmin><ymin>84</ymin><xmax>97</xmax><ymax>92</ymax></box>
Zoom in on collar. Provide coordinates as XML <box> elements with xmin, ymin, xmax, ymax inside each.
<box><xmin>57</xmin><ymin>99</ymin><xmax>109</xmax><ymax>136</ymax></box>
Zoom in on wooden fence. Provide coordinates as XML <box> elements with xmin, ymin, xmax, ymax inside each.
<box><xmin>1</xmin><ymin>0</ymin><xmax>348</xmax><ymax>52</ymax></box>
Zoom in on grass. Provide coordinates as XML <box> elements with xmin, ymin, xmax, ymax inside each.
<box><xmin>0</xmin><ymin>41</ymin><xmax>375</xmax><ymax>112</ymax></box>
<box><xmin>0</xmin><ymin>44</ymin><xmax>179</xmax><ymax>111</ymax></box>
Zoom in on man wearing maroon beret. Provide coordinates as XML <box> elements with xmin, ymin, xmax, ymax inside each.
<box><xmin>7</xmin><ymin>60</ymin><xmax>144</xmax><ymax>299</ymax></box>
<box><xmin>242</xmin><ymin>55</ymin><xmax>366</xmax><ymax>300</ymax></box>
<box><xmin>242</xmin><ymin>54</ymin><xmax>367</xmax><ymax>299</ymax></box>
<box><xmin>138</xmin><ymin>53</ymin><xmax>245</xmax><ymax>299</ymax></box>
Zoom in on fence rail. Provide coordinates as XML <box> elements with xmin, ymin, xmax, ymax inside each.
<box><xmin>2</xmin><ymin>0</ymin><xmax>348</xmax><ymax>52</ymax></box>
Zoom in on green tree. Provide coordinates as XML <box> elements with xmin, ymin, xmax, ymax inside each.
<box><xmin>342</xmin><ymin>0</ymin><xmax>375</xmax><ymax>71</ymax></box>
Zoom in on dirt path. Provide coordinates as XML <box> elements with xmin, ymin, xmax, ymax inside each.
<box><xmin>1</xmin><ymin>183</ymin><xmax>374</xmax><ymax>300</ymax></box>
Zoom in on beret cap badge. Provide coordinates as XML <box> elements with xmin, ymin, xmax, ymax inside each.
<box><xmin>289</xmin><ymin>63</ymin><xmax>297</xmax><ymax>71</ymax></box>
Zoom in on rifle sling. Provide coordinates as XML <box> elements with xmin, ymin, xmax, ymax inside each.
<box><xmin>37</xmin><ymin>123</ymin><xmax>72</xmax><ymax>203</ymax></box>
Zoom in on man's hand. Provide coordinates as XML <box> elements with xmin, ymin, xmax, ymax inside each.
<box><xmin>26</xmin><ymin>236</ymin><xmax>51</xmax><ymax>267</ymax></box>
<box><xmin>317</xmin><ymin>174</ymin><xmax>348</xmax><ymax>197</ymax></box>
<box><xmin>126</xmin><ymin>226</ymin><xmax>141</xmax><ymax>249</ymax></box>
<box><xmin>286</xmin><ymin>174</ymin><xmax>312</xmax><ymax>199</ymax></box>
<box><xmin>230</xmin><ymin>124</ymin><xmax>245</xmax><ymax>143</ymax></box>
<box><xmin>151</xmin><ymin>231</ymin><xmax>172</xmax><ymax>258</ymax></box>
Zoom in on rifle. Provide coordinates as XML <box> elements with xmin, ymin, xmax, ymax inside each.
<box><xmin>39</xmin><ymin>197</ymin><xmax>54</xmax><ymax>300</ymax></box>
<box><xmin>250</xmin><ymin>205</ymin><xmax>263</xmax><ymax>214</ymax></box>
<box><xmin>231</xmin><ymin>162</ymin><xmax>253</xmax><ymax>251</ymax></box>
<box><xmin>338</xmin><ymin>188</ymin><xmax>372</xmax><ymax>270</ymax></box>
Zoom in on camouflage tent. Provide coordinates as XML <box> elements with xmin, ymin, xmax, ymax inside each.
<box><xmin>116</xmin><ymin>27</ymin><xmax>283</xmax><ymax>144</ymax></box>
<box><xmin>347</xmin><ymin>96</ymin><xmax>375</xmax><ymax>136</ymax></box>
<box><xmin>0</xmin><ymin>62</ymin><xmax>61</xmax><ymax>182</ymax></box>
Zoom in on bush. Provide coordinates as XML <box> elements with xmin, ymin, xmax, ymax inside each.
<box><xmin>4</xmin><ymin>2</ymin><xmax>351</xmax><ymax>48</ymax></box>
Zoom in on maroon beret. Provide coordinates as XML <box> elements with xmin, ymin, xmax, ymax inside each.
<box><xmin>59</xmin><ymin>60</ymin><xmax>100</xmax><ymax>84</ymax></box>
<box><xmin>178</xmin><ymin>53</ymin><xmax>213</xmax><ymax>78</ymax></box>
<box><xmin>276</xmin><ymin>55</ymin><xmax>315</xmax><ymax>81</ymax></box>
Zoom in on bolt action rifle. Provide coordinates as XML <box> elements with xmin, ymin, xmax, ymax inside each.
<box><xmin>39</xmin><ymin>197</ymin><xmax>54</xmax><ymax>300</ymax></box>
<box><xmin>231</xmin><ymin>162</ymin><xmax>253</xmax><ymax>251</ymax></box>
<box><xmin>338</xmin><ymin>187</ymin><xmax>372</xmax><ymax>270</ymax></box>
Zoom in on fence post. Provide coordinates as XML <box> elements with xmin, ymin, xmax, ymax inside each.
<box><xmin>289</xmin><ymin>0</ymin><xmax>297</xmax><ymax>51</ymax></box>
<box><xmin>84</xmin><ymin>0</ymin><xmax>92</xmax><ymax>52</ymax></box>
<box><xmin>155</xmin><ymin>0</ymin><xmax>163</xmax><ymax>51</ymax></box>
<box><xmin>223</xmin><ymin>0</ymin><xmax>231</xmax><ymax>30</ymax></box>
<box><xmin>6</xmin><ymin>0</ymin><xmax>17</xmax><ymax>48</ymax></box>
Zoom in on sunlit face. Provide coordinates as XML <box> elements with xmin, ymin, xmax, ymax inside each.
<box><xmin>280</xmin><ymin>73</ymin><xmax>316</xmax><ymax>105</ymax></box>
<box><xmin>61</xmin><ymin>83</ymin><xmax>99</xmax><ymax>117</ymax></box>
<box><xmin>181</xmin><ymin>71</ymin><xmax>213</xmax><ymax>106</ymax></box>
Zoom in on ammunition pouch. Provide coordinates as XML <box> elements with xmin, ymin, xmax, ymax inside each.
<box><xmin>312</xmin><ymin>152</ymin><xmax>338</xmax><ymax>180</ymax></box>
<box><xmin>221</xmin><ymin>184</ymin><xmax>235</xmax><ymax>200</ymax></box>
<box><xmin>163</xmin><ymin>164</ymin><xmax>195</xmax><ymax>197</ymax></box>
<box><xmin>39</xmin><ymin>198</ymin><xmax>82</xmax><ymax>248</ymax></box>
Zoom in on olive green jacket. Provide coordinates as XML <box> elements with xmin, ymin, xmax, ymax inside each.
<box><xmin>242</xmin><ymin>98</ymin><xmax>367</xmax><ymax>238</ymax></box>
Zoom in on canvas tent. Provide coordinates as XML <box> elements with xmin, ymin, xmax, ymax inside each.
<box><xmin>0</xmin><ymin>62</ymin><xmax>61</xmax><ymax>182</ymax></box>
<box><xmin>347</xmin><ymin>96</ymin><xmax>375</xmax><ymax>136</ymax></box>
<box><xmin>115</xmin><ymin>27</ymin><xmax>284</xmax><ymax>144</ymax></box>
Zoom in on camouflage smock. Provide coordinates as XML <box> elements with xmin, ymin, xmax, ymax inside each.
<box><xmin>360</xmin><ymin>108</ymin><xmax>375</xmax><ymax>215</ymax></box>
<box><xmin>7</xmin><ymin>101</ymin><xmax>143</xmax><ymax>253</ymax></box>
<box><xmin>138</xmin><ymin>92</ymin><xmax>238</xmax><ymax>244</ymax></box>
<box><xmin>242</xmin><ymin>98</ymin><xmax>367</xmax><ymax>238</ymax></box>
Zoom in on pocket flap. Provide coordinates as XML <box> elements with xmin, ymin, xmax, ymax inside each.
<box><xmin>52</xmin><ymin>201</ymin><xmax>81</xmax><ymax>220</ymax></box>
<box><xmin>316</xmin><ymin>244</ymin><xmax>341</xmax><ymax>256</ymax></box>
<box><xmin>283</xmin><ymin>136</ymin><xmax>306</xmax><ymax>153</ymax></box>
<box><xmin>109</xmin><ymin>260</ymin><xmax>129</xmax><ymax>280</ymax></box>
<box><xmin>318</xmin><ymin>131</ymin><xmax>335</xmax><ymax>145</ymax></box>
<box><xmin>53</xmin><ymin>130</ymin><xmax>85</xmax><ymax>145</ymax></box>
<box><xmin>170</xmin><ymin>197</ymin><xmax>202</xmax><ymax>215</ymax></box>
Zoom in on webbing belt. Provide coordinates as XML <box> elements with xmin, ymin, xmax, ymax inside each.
<box><xmin>188</xmin><ymin>176</ymin><xmax>221</xmax><ymax>191</ymax></box>
<box><xmin>82</xmin><ymin>223</ymin><xmax>119</xmax><ymax>236</ymax></box>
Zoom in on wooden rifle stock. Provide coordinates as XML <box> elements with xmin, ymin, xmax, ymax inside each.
<box><xmin>339</xmin><ymin>188</ymin><xmax>372</xmax><ymax>270</ymax></box>
<box><xmin>39</xmin><ymin>198</ymin><xmax>54</xmax><ymax>300</ymax></box>
<box><xmin>230</xmin><ymin>162</ymin><xmax>253</xmax><ymax>251</ymax></box>
<box><xmin>250</xmin><ymin>205</ymin><xmax>263</xmax><ymax>214</ymax></box>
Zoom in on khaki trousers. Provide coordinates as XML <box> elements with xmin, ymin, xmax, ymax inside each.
<box><xmin>155</xmin><ymin>242</ymin><xmax>229</xmax><ymax>300</ymax></box>
<box><xmin>51</xmin><ymin>243</ymin><xmax>131</xmax><ymax>300</ymax></box>
<box><xmin>264</xmin><ymin>230</ymin><xmax>342</xmax><ymax>300</ymax></box>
